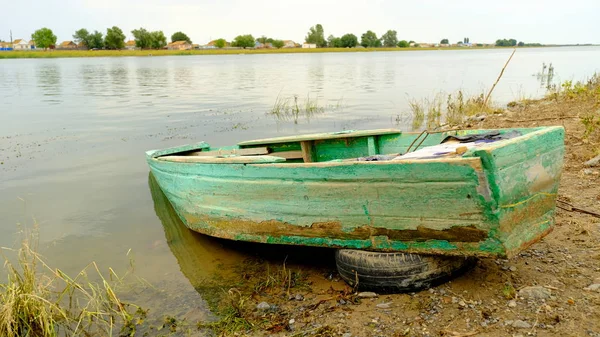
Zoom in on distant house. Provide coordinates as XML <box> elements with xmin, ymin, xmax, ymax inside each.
<box><xmin>12</xmin><ymin>39</ymin><xmax>30</xmax><ymax>50</ymax></box>
<box><xmin>302</xmin><ymin>43</ymin><xmax>317</xmax><ymax>49</ymax></box>
<box><xmin>283</xmin><ymin>40</ymin><xmax>296</xmax><ymax>48</ymax></box>
<box><xmin>206</xmin><ymin>40</ymin><xmax>230</xmax><ymax>48</ymax></box>
<box><xmin>125</xmin><ymin>40</ymin><xmax>137</xmax><ymax>50</ymax></box>
<box><xmin>167</xmin><ymin>41</ymin><xmax>192</xmax><ymax>50</ymax></box>
<box><xmin>57</xmin><ymin>41</ymin><xmax>77</xmax><ymax>50</ymax></box>
<box><xmin>29</xmin><ymin>40</ymin><xmax>36</xmax><ymax>49</ymax></box>
<box><xmin>254</xmin><ymin>41</ymin><xmax>264</xmax><ymax>48</ymax></box>
<box><xmin>0</xmin><ymin>41</ymin><xmax>12</xmax><ymax>50</ymax></box>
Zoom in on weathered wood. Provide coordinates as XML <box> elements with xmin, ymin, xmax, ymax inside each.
<box><xmin>146</xmin><ymin>142</ymin><xmax>210</xmax><ymax>158</ymax></box>
<box><xmin>189</xmin><ymin>147</ymin><xmax>269</xmax><ymax>157</ymax></box>
<box><xmin>272</xmin><ymin>150</ymin><xmax>303</xmax><ymax>159</ymax></box>
<box><xmin>147</xmin><ymin>126</ymin><xmax>565</xmax><ymax>258</ymax></box>
<box><xmin>367</xmin><ymin>136</ymin><xmax>378</xmax><ymax>156</ymax></box>
<box><xmin>238</xmin><ymin>129</ymin><xmax>401</xmax><ymax>146</ymax></box>
<box><xmin>157</xmin><ymin>155</ymin><xmax>285</xmax><ymax>164</ymax></box>
<box><xmin>300</xmin><ymin>141</ymin><xmax>315</xmax><ymax>163</ymax></box>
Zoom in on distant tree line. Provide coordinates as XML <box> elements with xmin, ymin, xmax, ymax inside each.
<box><xmin>27</xmin><ymin>25</ymin><xmax>544</xmax><ymax>51</ymax></box>
<box><xmin>495</xmin><ymin>38</ymin><xmax>542</xmax><ymax>47</ymax></box>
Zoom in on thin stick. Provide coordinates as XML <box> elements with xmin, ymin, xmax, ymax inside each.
<box><xmin>484</xmin><ymin>49</ymin><xmax>516</xmax><ymax>107</ymax></box>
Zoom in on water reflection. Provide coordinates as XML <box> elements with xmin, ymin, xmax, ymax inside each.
<box><xmin>148</xmin><ymin>172</ymin><xmax>336</xmax><ymax>294</ymax></box>
<box><xmin>108</xmin><ymin>63</ymin><xmax>129</xmax><ymax>97</ymax></box>
<box><xmin>36</xmin><ymin>63</ymin><xmax>62</xmax><ymax>102</ymax></box>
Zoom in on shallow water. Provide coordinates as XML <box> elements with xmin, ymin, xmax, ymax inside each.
<box><xmin>1</xmin><ymin>47</ymin><xmax>599</xmax><ymax>319</ymax></box>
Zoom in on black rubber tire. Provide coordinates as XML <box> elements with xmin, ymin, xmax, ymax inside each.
<box><xmin>335</xmin><ymin>249</ymin><xmax>476</xmax><ymax>293</ymax></box>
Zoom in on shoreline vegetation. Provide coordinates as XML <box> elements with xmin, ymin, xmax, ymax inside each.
<box><xmin>0</xmin><ymin>45</ymin><xmax>594</xmax><ymax>59</ymax></box>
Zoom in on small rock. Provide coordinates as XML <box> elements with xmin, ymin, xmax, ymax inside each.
<box><xmin>583</xmin><ymin>168</ymin><xmax>594</xmax><ymax>175</ymax></box>
<box><xmin>342</xmin><ymin>334</ymin><xmax>352</xmax><ymax>337</ymax></box>
<box><xmin>295</xmin><ymin>293</ymin><xmax>304</xmax><ymax>301</ymax></box>
<box><xmin>518</xmin><ymin>286</ymin><xmax>551</xmax><ymax>300</ymax></box>
<box><xmin>508</xmin><ymin>300</ymin><xmax>517</xmax><ymax>308</ymax></box>
<box><xmin>458</xmin><ymin>300</ymin><xmax>466</xmax><ymax>308</ymax></box>
<box><xmin>584</xmin><ymin>284</ymin><xmax>600</xmax><ymax>292</ymax></box>
<box><xmin>339</xmin><ymin>299</ymin><xmax>347</xmax><ymax>305</ymax></box>
<box><xmin>358</xmin><ymin>292</ymin><xmax>378</xmax><ymax>298</ymax></box>
<box><xmin>256</xmin><ymin>302</ymin><xmax>270</xmax><ymax>310</ymax></box>
<box><xmin>512</xmin><ymin>320</ymin><xmax>532</xmax><ymax>329</ymax></box>
<box><xmin>289</xmin><ymin>318</ymin><xmax>295</xmax><ymax>324</ymax></box>
<box><xmin>509</xmin><ymin>266</ymin><xmax>517</xmax><ymax>272</ymax></box>
<box><xmin>376</xmin><ymin>302</ymin><xmax>392</xmax><ymax>309</ymax></box>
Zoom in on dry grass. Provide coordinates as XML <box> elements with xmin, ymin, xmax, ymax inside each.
<box><xmin>0</xmin><ymin>226</ymin><xmax>146</xmax><ymax>337</ymax></box>
<box><xmin>408</xmin><ymin>90</ymin><xmax>494</xmax><ymax>130</ymax></box>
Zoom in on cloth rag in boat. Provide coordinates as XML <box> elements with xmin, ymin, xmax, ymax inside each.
<box><xmin>392</xmin><ymin>130</ymin><xmax>523</xmax><ymax>161</ymax></box>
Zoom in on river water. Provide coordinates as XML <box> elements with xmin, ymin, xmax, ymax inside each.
<box><xmin>1</xmin><ymin>47</ymin><xmax>599</xmax><ymax>322</ymax></box>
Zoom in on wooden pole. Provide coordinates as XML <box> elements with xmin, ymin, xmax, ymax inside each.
<box><xmin>483</xmin><ymin>48</ymin><xmax>516</xmax><ymax>108</ymax></box>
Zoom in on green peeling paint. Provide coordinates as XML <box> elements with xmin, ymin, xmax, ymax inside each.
<box><xmin>147</xmin><ymin>127</ymin><xmax>565</xmax><ymax>258</ymax></box>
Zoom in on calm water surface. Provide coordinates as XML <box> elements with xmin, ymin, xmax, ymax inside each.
<box><xmin>1</xmin><ymin>47</ymin><xmax>599</xmax><ymax>318</ymax></box>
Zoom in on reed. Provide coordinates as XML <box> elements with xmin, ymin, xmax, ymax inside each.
<box><xmin>269</xmin><ymin>93</ymin><xmax>344</xmax><ymax>124</ymax></box>
<box><xmin>0</xmin><ymin>226</ymin><xmax>145</xmax><ymax>337</ymax></box>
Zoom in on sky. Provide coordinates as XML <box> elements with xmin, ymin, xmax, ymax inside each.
<box><xmin>1</xmin><ymin>0</ymin><xmax>599</xmax><ymax>45</ymax></box>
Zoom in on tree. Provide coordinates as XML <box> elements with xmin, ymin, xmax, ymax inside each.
<box><xmin>381</xmin><ymin>30</ymin><xmax>398</xmax><ymax>47</ymax></box>
<box><xmin>88</xmin><ymin>31</ymin><xmax>104</xmax><ymax>49</ymax></box>
<box><xmin>305</xmin><ymin>24</ymin><xmax>326</xmax><ymax>47</ymax></box>
<box><xmin>272</xmin><ymin>40</ymin><xmax>284</xmax><ymax>49</ymax></box>
<box><xmin>31</xmin><ymin>28</ymin><xmax>57</xmax><ymax>50</ymax></box>
<box><xmin>440</xmin><ymin>38</ymin><xmax>449</xmax><ymax>44</ymax></box>
<box><xmin>327</xmin><ymin>35</ymin><xmax>343</xmax><ymax>48</ymax></box>
<box><xmin>495</xmin><ymin>38</ymin><xmax>518</xmax><ymax>47</ymax></box>
<box><xmin>397</xmin><ymin>40</ymin><xmax>409</xmax><ymax>48</ymax></box>
<box><xmin>132</xmin><ymin>28</ymin><xmax>152</xmax><ymax>49</ymax></box>
<box><xmin>171</xmin><ymin>31</ymin><xmax>191</xmax><ymax>43</ymax></box>
<box><xmin>150</xmin><ymin>31</ymin><xmax>167</xmax><ymax>49</ymax></box>
<box><xmin>232</xmin><ymin>34</ymin><xmax>255</xmax><ymax>48</ymax></box>
<box><xmin>73</xmin><ymin>28</ymin><xmax>90</xmax><ymax>48</ymax></box>
<box><xmin>340</xmin><ymin>34</ymin><xmax>358</xmax><ymax>48</ymax></box>
<box><xmin>104</xmin><ymin>26</ymin><xmax>125</xmax><ymax>49</ymax></box>
<box><xmin>360</xmin><ymin>30</ymin><xmax>381</xmax><ymax>48</ymax></box>
<box><xmin>257</xmin><ymin>35</ymin><xmax>269</xmax><ymax>44</ymax></box>
<box><xmin>517</xmin><ymin>41</ymin><xmax>525</xmax><ymax>47</ymax></box>
<box><xmin>214</xmin><ymin>38</ymin><xmax>226</xmax><ymax>48</ymax></box>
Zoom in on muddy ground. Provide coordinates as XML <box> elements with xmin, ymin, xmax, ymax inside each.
<box><xmin>185</xmin><ymin>94</ymin><xmax>600</xmax><ymax>337</ymax></box>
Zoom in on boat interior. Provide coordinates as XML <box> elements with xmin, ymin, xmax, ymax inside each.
<box><xmin>152</xmin><ymin>128</ymin><xmax>542</xmax><ymax>164</ymax></box>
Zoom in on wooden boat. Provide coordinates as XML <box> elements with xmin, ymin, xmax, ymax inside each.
<box><xmin>146</xmin><ymin>127</ymin><xmax>565</xmax><ymax>258</ymax></box>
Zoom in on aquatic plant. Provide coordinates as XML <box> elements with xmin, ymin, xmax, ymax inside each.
<box><xmin>0</xmin><ymin>226</ymin><xmax>146</xmax><ymax>337</ymax></box>
<box><xmin>268</xmin><ymin>92</ymin><xmax>344</xmax><ymax>124</ymax></box>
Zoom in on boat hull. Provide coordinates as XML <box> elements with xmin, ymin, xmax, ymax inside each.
<box><xmin>147</xmin><ymin>127</ymin><xmax>565</xmax><ymax>258</ymax></box>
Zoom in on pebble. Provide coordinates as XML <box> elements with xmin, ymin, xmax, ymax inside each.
<box><xmin>509</xmin><ymin>266</ymin><xmax>517</xmax><ymax>272</ymax></box>
<box><xmin>508</xmin><ymin>300</ymin><xmax>517</xmax><ymax>308</ymax></box>
<box><xmin>512</xmin><ymin>320</ymin><xmax>532</xmax><ymax>329</ymax></box>
<box><xmin>289</xmin><ymin>318</ymin><xmax>295</xmax><ymax>324</ymax></box>
<box><xmin>339</xmin><ymin>299</ymin><xmax>347</xmax><ymax>305</ymax></box>
<box><xmin>584</xmin><ymin>284</ymin><xmax>600</xmax><ymax>292</ymax></box>
<box><xmin>256</xmin><ymin>302</ymin><xmax>270</xmax><ymax>310</ymax></box>
<box><xmin>358</xmin><ymin>292</ymin><xmax>378</xmax><ymax>298</ymax></box>
<box><xmin>458</xmin><ymin>300</ymin><xmax>467</xmax><ymax>308</ymax></box>
<box><xmin>295</xmin><ymin>293</ymin><xmax>304</xmax><ymax>301</ymax></box>
<box><xmin>518</xmin><ymin>286</ymin><xmax>551</xmax><ymax>299</ymax></box>
<box><xmin>376</xmin><ymin>302</ymin><xmax>392</xmax><ymax>309</ymax></box>
<box><xmin>342</xmin><ymin>334</ymin><xmax>352</xmax><ymax>337</ymax></box>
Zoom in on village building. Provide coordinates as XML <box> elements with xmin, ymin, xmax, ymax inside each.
<box><xmin>167</xmin><ymin>41</ymin><xmax>192</xmax><ymax>50</ymax></box>
<box><xmin>57</xmin><ymin>41</ymin><xmax>78</xmax><ymax>50</ymax></box>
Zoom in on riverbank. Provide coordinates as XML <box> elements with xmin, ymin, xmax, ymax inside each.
<box><xmin>192</xmin><ymin>80</ymin><xmax>600</xmax><ymax>337</ymax></box>
<box><xmin>0</xmin><ymin>46</ymin><xmax>545</xmax><ymax>59</ymax></box>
